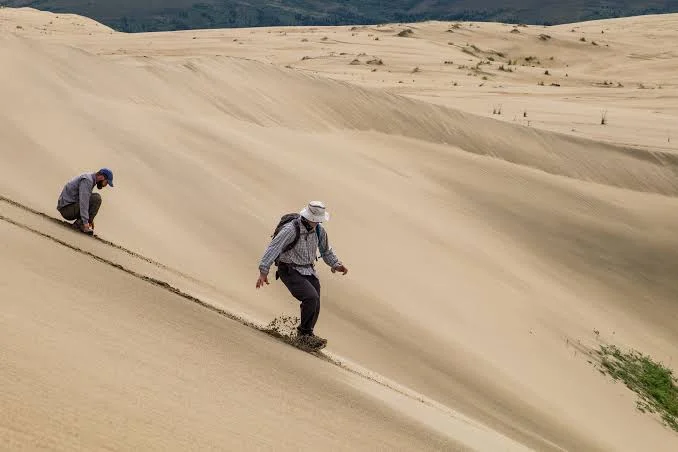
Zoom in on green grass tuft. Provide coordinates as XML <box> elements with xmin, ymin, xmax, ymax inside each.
<box><xmin>597</xmin><ymin>344</ymin><xmax>678</xmax><ymax>431</ymax></box>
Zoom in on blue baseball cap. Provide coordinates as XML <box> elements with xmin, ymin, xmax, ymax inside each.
<box><xmin>99</xmin><ymin>168</ymin><xmax>114</xmax><ymax>187</ymax></box>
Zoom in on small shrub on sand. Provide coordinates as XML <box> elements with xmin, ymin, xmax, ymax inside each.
<box><xmin>595</xmin><ymin>344</ymin><xmax>678</xmax><ymax>432</ymax></box>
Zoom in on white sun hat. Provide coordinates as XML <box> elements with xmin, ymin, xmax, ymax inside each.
<box><xmin>300</xmin><ymin>201</ymin><xmax>330</xmax><ymax>223</ymax></box>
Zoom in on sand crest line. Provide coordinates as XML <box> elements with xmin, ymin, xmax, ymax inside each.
<box><xmin>0</xmin><ymin>195</ymin><xmax>203</xmax><ymax>284</ymax></box>
<box><xmin>0</xmin><ymin>195</ymin><xmax>484</xmax><ymax>428</ymax></box>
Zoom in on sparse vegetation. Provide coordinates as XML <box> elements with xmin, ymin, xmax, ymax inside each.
<box><xmin>411</xmin><ymin>66</ymin><xmax>420</xmax><ymax>73</ymax></box>
<box><xmin>601</xmin><ymin>109</ymin><xmax>607</xmax><ymax>125</ymax></box>
<box><xmin>366</xmin><ymin>58</ymin><xmax>383</xmax><ymax>65</ymax></box>
<box><xmin>592</xmin><ymin>41</ymin><xmax>599</xmax><ymax>46</ymax></box>
<box><xmin>594</xmin><ymin>344</ymin><xmax>678</xmax><ymax>432</ymax></box>
<box><xmin>510</xmin><ymin>28</ymin><xmax>521</xmax><ymax>34</ymax></box>
<box><xmin>544</xmin><ymin>70</ymin><xmax>550</xmax><ymax>75</ymax></box>
<box><xmin>350</xmin><ymin>58</ymin><xmax>361</xmax><ymax>65</ymax></box>
<box><xmin>580</xmin><ymin>37</ymin><xmax>587</xmax><ymax>42</ymax></box>
<box><xmin>397</xmin><ymin>29</ymin><xmax>413</xmax><ymax>37</ymax></box>
<box><xmin>498</xmin><ymin>65</ymin><xmax>513</xmax><ymax>72</ymax></box>
<box><xmin>538</xmin><ymin>34</ymin><xmax>551</xmax><ymax>41</ymax></box>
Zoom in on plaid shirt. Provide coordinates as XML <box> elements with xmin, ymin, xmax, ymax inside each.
<box><xmin>259</xmin><ymin>219</ymin><xmax>341</xmax><ymax>277</ymax></box>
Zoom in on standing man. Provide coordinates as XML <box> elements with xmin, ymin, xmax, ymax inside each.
<box><xmin>57</xmin><ymin>168</ymin><xmax>114</xmax><ymax>235</ymax></box>
<box><xmin>256</xmin><ymin>201</ymin><xmax>348</xmax><ymax>350</ymax></box>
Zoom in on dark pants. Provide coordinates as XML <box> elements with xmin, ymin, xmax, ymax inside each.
<box><xmin>58</xmin><ymin>193</ymin><xmax>102</xmax><ymax>223</ymax></box>
<box><xmin>278</xmin><ymin>264</ymin><xmax>321</xmax><ymax>335</ymax></box>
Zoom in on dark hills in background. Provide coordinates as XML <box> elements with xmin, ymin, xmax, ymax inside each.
<box><xmin>2</xmin><ymin>0</ymin><xmax>678</xmax><ymax>32</ymax></box>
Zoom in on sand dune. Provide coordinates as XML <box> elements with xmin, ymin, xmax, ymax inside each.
<box><xmin>2</xmin><ymin>7</ymin><xmax>678</xmax><ymax>451</ymax></box>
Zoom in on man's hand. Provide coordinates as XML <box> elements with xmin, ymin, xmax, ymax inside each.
<box><xmin>81</xmin><ymin>223</ymin><xmax>94</xmax><ymax>235</ymax></box>
<box><xmin>256</xmin><ymin>272</ymin><xmax>270</xmax><ymax>289</ymax></box>
<box><xmin>331</xmin><ymin>264</ymin><xmax>348</xmax><ymax>275</ymax></box>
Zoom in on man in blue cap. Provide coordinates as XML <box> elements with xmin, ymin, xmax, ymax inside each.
<box><xmin>57</xmin><ymin>168</ymin><xmax>114</xmax><ymax>235</ymax></box>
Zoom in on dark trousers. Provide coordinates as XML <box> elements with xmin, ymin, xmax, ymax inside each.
<box><xmin>278</xmin><ymin>264</ymin><xmax>321</xmax><ymax>335</ymax></box>
<box><xmin>58</xmin><ymin>193</ymin><xmax>102</xmax><ymax>223</ymax></box>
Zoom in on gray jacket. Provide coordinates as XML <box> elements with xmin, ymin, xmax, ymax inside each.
<box><xmin>57</xmin><ymin>172</ymin><xmax>96</xmax><ymax>223</ymax></box>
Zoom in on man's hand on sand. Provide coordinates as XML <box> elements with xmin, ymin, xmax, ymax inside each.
<box><xmin>256</xmin><ymin>272</ymin><xmax>269</xmax><ymax>288</ymax></box>
<box><xmin>81</xmin><ymin>223</ymin><xmax>94</xmax><ymax>235</ymax></box>
<box><xmin>331</xmin><ymin>264</ymin><xmax>348</xmax><ymax>275</ymax></box>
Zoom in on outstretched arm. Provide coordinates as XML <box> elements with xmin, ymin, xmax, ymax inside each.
<box><xmin>319</xmin><ymin>227</ymin><xmax>348</xmax><ymax>275</ymax></box>
<box><xmin>257</xmin><ymin>223</ymin><xmax>295</xmax><ymax>288</ymax></box>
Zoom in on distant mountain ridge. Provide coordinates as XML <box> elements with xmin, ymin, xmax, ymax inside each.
<box><xmin>3</xmin><ymin>0</ymin><xmax>678</xmax><ymax>32</ymax></box>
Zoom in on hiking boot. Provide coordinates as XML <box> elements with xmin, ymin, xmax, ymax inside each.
<box><xmin>296</xmin><ymin>334</ymin><xmax>326</xmax><ymax>350</ymax></box>
<box><xmin>310</xmin><ymin>333</ymin><xmax>327</xmax><ymax>347</ymax></box>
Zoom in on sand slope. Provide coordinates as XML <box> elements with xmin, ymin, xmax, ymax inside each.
<box><xmin>2</xmin><ymin>7</ymin><xmax>678</xmax><ymax>451</ymax></box>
